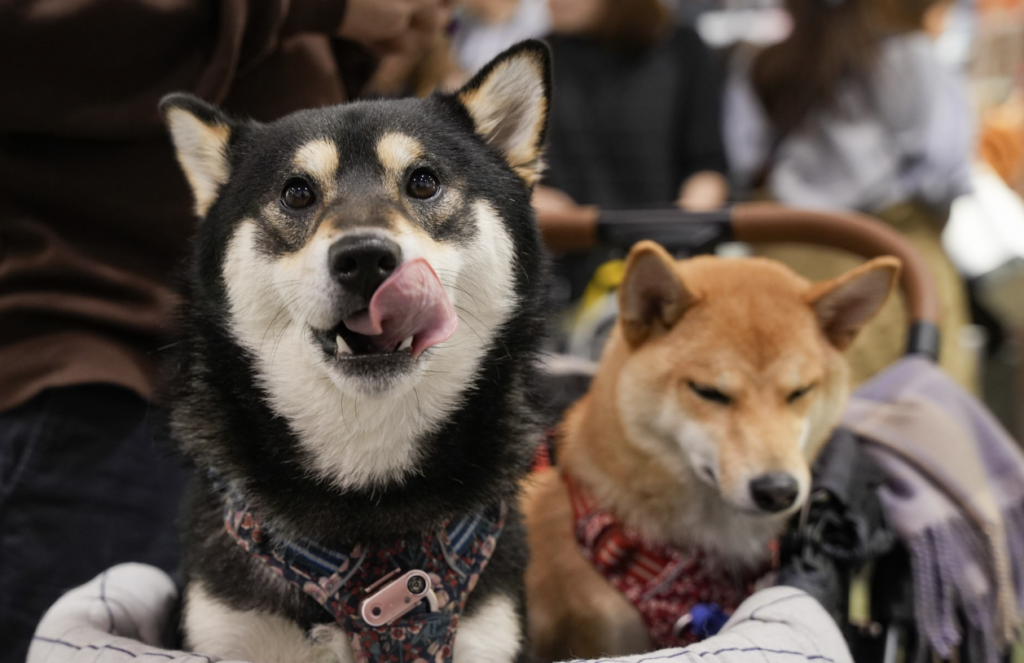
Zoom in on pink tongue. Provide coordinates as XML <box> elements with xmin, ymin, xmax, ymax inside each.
<box><xmin>342</xmin><ymin>258</ymin><xmax>458</xmax><ymax>358</ymax></box>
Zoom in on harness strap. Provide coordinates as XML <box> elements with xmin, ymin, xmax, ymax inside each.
<box><xmin>220</xmin><ymin>481</ymin><xmax>506</xmax><ymax>663</ymax></box>
<box><xmin>565</xmin><ymin>473</ymin><xmax>771</xmax><ymax>647</ymax></box>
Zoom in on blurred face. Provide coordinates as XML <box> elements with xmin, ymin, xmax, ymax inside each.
<box><xmin>463</xmin><ymin>0</ymin><xmax>519</xmax><ymax>22</ymax></box>
<box><xmin>548</xmin><ymin>0</ymin><xmax>607</xmax><ymax>35</ymax></box>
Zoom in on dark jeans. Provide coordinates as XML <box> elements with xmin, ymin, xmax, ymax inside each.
<box><xmin>0</xmin><ymin>385</ymin><xmax>190</xmax><ymax>662</ymax></box>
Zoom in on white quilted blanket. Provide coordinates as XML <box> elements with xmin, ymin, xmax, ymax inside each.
<box><xmin>28</xmin><ymin>564</ymin><xmax>852</xmax><ymax>663</ymax></box>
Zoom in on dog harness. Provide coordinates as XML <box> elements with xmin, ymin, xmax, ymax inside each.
<box><xmin>220</xmin><ymin>482</ymin><xmax>506</xmax><ymax>663</ymax></box>
<box><xmin>565</xmin><ymin>473</ymin><xmax>774</xmax><ymax>648</ymax></box>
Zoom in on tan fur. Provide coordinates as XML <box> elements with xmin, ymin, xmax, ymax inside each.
<box><xmin>164</xmin><ymin>108</ymin><xmax>231</xmax><ymax>217</ymax></box>
<box><xmin>374</xmin><ymin>133</ymin><xmax>468</xmax><ymax>220</ymax></box>
<box><xmin>293</xmin><ymin>139</ymin><xmax>340</xmax><ymax>199</ymax></box>
<box><xmin>458</xmin><ymin>53</ymin><xmax>548</xmax><ymax>185</ymax></box>
<box><xmin>376</xmin><ymin>133</ymin><xmax>424</xmax><ymax>181</ymax></box>
<box><xmin>524</xmin><ymin>243</ymin><xmax>899</xmax><ymax>661</ymax></box>
<box><xmin>523</xmin><ymin>469</ymin><xmax>651</xmax><ymax>662</ymax></box>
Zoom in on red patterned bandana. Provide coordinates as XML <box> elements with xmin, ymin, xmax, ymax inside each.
<box><xmin>565</xmin><ymin>473</ymin><xmax>775</xmax><ymax>648</ymax></box>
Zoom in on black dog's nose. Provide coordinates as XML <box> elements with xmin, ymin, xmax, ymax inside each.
<box><xmin>749</xmin><ymin>473</ymin><xmax>799</xmax><ymax>512</ymax></box>
<box><xmin>328</xmin><ymin>235</ymin><xmax>402</xmax><ymax>300</ymax></box>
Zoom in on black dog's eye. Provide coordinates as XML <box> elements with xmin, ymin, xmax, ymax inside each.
<box><xmin>787</xmin><ymin>384</ymin><xmax>816</xmax><ymax>403</ymax></box>
<box><xmin>406</xmin><ymin>168</ymin><xmax>440</xmax><ymax>199</ymax></box>
<box><xmin>688</xmin><ymin>382</ymin><xmax>732</xmax><ymax>405</ymax></box>
<box><xmin>281</xmin><ymin>178</ymin><xmax>315</xmax><ymax>210</ymax></box>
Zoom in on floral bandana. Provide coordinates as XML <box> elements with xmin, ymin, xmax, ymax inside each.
<box><xmin>565</xmin><ymin>473</ymin><xmax>774</xmax><ymax>648</ymax></box>
<box><xmin>220</xmin><ymin>482</ymin><xmax>506</xmax><ymax>663</ymax></box>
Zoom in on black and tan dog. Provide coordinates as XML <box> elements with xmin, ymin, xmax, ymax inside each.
<box><xmin>161</xmin><ymin>42</ymin><xmax>551</xmax><ymax>663</ymax></box>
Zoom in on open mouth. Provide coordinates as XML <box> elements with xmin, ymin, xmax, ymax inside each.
<box><xmin>312</xmin><ymin>322</ymin><xmax>414</xmax><ymax>361</ymax></box>
<box><xmin>309</xmin><ymin>258</ymin><xmax>458</xmax><ymax>380</ymax></box>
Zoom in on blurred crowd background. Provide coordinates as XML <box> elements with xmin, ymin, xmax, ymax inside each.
<box><xmin>408</xmin><ymin>0</ymin><xmax>1024</xmax><ymax>435</ymax></box>
<box><xmin>2</xmin><ymin>0</ymin><xmax>1024</xmax><ymax>659</ymax></box>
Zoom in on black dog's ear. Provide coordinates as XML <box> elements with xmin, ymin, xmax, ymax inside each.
<box><xmin>160</xmin><ymin>93</ymin><xmax>235</xmax><ymax>218</ymax></box>
<box><xmin>454</xmin><ymin>40</ymin><xmax>552</xmax><ymax>186</ymax></box>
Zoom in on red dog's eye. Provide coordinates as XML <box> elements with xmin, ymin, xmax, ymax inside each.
<box><xmin>787</xmin><ymin>384</ymin><xmax>816</xmax><ymax>403</ymax></box>
<box><xmin>688</xmin><ymin>382</ymin><xmax>731</xmax><ymax>405</ymax></box>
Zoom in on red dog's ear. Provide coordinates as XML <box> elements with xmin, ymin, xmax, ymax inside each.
<box><xmin>619</xmin><ymin>241</ymin><xmax>696</xmax><ymax>347</ymax></box>
<box><xmin>806</xmin><ymin>256</ymin><xmax>901</xmax><ymax>350</ymax></box>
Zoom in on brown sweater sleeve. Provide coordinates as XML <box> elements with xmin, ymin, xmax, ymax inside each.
<box><xmin>0</xmin><ymin>0</ymin><xmax>347</xmax><ymax>138</ymax></box>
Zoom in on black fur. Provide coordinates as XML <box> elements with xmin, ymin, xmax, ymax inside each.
<box><xmin>163</xmin><ymin>41</ymin><xmax>552</xmax><ymax>660</ymax></box>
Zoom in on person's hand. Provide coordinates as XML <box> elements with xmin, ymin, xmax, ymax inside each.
<box><xmin>338</xmin><ymin>0</ymin><xmax>422</xmax><ymax>44</ymax></box>
<box><xmin>339</xmin><ymin>0</ymin><xmax>454</xmax><ymax>54</ymax></box>
<box><xmin>676</xmin><ymin>171</ymin><xmax>728</xmax><ymax>212</ymax></box>
<box><xmin>532</xmin><ymin>185</ymin><xmax>579</xmax><ymax>218</ymax></box>
<box><xmin>532</xmin><ymin>186</ymin><xmax>601</xmax><ymax>251</ymax></box>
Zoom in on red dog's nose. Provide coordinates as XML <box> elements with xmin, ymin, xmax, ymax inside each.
<box><xmin>750</xmin><ymin>473</ymin><xmax>799</xmax><ymax>512</ymax></box>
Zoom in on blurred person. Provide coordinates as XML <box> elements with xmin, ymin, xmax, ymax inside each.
<box><xmin>723</xmin><ymin>0</ymin><xmax>978</xmax><ymax>389</ymax></box>
<box><xmin>536</xmin><ymin>0</ymin><xmax>729</xmax><ymax>306</ymax></box>
<box><xmin>0</xmin><ymin>0</ymin><xmax>449</xmax><ymax>659</ymax></box>
<box><xmin>725</xmin><ymin>0</ymin><xmax>969</xmax><ymax>214</ymax></box>
<box><xmin>673</xmin><ymin>0</ymin><xmax>723</xmax><ymax>27</ymax></box>
<box><xmin>365</xmin><ymin>3</ymin><xmax>463</xmax><ymax>97</ymax></box>
<box><xmin>365</xmin><ymin>36</ymin><xmax>462</xmax><ymax>97</ymax></box>
<box><xmin>979</xmin><ymin>91</ymin><xmax>1024</xmax><ymax>192</ymax></box>
<box><xmin>450</xmin><ymin>0</ymin><xmax>552</xmax><ymax>78</ymax></box>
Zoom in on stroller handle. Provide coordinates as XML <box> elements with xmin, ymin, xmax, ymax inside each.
<box><xmin>536</xmin><ymin>201</ymin><xmax>941</xmax><ymax>360</ymax></box>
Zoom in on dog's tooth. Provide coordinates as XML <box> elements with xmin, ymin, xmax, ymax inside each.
<box><xmin>336</xmin><ymin>335</ymin><xmax>352</xmax><ymax>356</ymax></box>
<box><xmin>399</xmin><ymin>337</ymin><xmax>413</xmax><ymax>352</ymax></box>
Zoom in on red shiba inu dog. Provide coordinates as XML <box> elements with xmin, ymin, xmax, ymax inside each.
<box><xmin>524</xmin><ymin>240</ymin><xmax>899</xmax><ymax>661</ymax></box>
